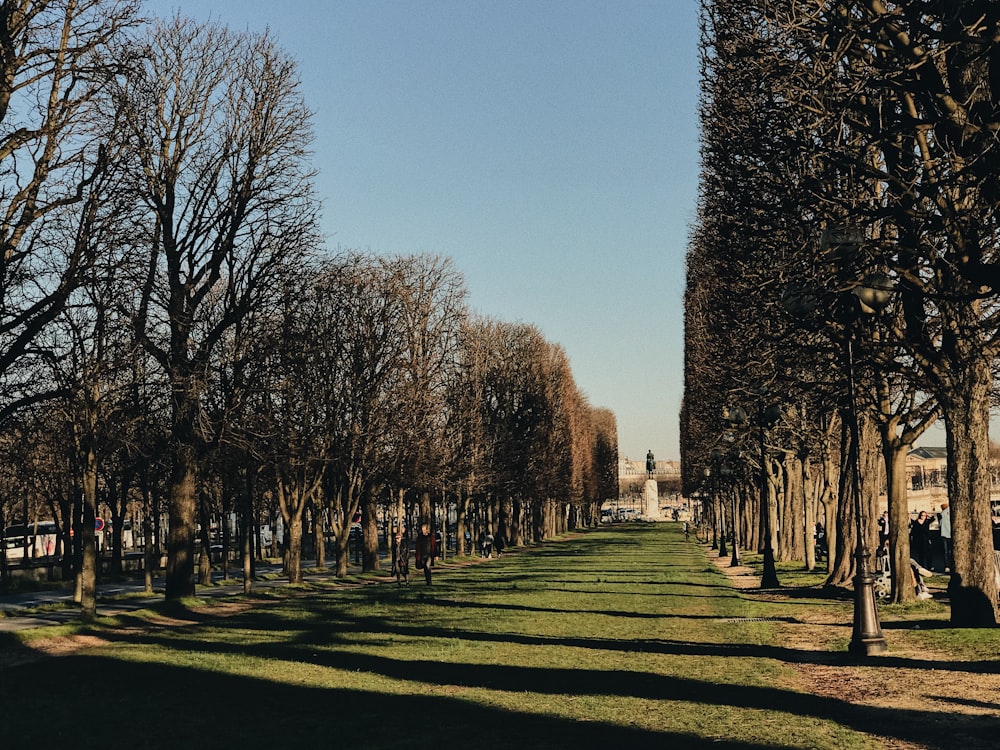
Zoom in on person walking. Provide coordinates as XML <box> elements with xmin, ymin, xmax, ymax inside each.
<box><xmin>391</xmin><ymin>527</ymin><xmax>409</xmax><ymax>586</ymax></box>
<box><xmin>415</xmin><ymin>523</ymin><xmax>438</xmax><ymax>586</ymax></box>
<box><xmin>939</xmin><ymin>503</ymin><xmax>952</xmax><ymax>572</ymax></box>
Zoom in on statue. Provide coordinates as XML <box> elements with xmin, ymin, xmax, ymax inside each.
<box><xmin>645</xmin><ymin>449</ymin><xmax>655</xmax><ymax>478</ymax></box>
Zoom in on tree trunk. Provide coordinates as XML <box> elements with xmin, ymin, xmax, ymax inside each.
<box><xmin>313</xmin><ymin>504</ymin><xmax>326</xmax><ymax>569</ymax></box>
<box><xmin>240</xmin><ymin>466</ymin><xmax>254</xmax><ymax>595</ymax></box>
<box><xmin>511</xmin><ymin>497</ymin><xmax>522</xmax><ymax>546</ymax></box>
<box><xmin>140</xmin><ymin>467</ymin><xmax>156</xmax><ymax>595</ymax></box>
<box><xmin>821</xmin><ymin>441</ymin><xmax>838</xmax><ymax>576</ymax></box>
<box><xmin>803</xmin><ymin>455</ymin><xmax>816</xmax><ymax>571</ymax></box>
<box><xmin>765</xmin><ymin>457</ymin><xmax>781</xmax><ymax>563</ymax></box>
<box><xmin>828</xmin><ymin>416</ymin><xmax>857</xmax><ymax>588</ymax></box>
<box><xmin>419</xmin><ymin>490</ymin><xmax>432</xmax><ymax>528</ymax></box>
<box><xmin>457</xmin><ymin>486</ymin><xmax>471</xmax><ymax>555</ymax></box>
<box><xmin>276</xmin><ymin>467</ymin><xmax>313</xmax><ymax>584</ymax></box>
<box><xmin>165</xmin><ymin>439</ymin><xmax>198</xmax><ymax>600</ymax></box>
<box><xmin>335</xmin><ymin>524</ymin><xmax>351</xmax><ymax>577</ymax></box>
<box><xmin>884</xmin><ymin>439</ymin><xmax>914</xmax><ymax>603</ymax></box>
<box><xmin>362</xmin><ymin>486</ymin><xmax>379</xmax><ymax>571</ymax></box>
<box><xmin>943</xmin><ymin>359</ymin><xmax>997</xmax><ymax>627</ymax></box>
<box><xmin>221</xmin><ymin>490</ymin><xmax>232</xmax><ymax>582</ymax></box>
<box><xmin>285</xmin><ymin>512</ymin><xmax>303</xmax><ymax>584</ymax></box>
<box><xmin>787</xmin><ymin>453</ymin><xmax>805</xmax><ymax>561</ymax></box>
<box><xmin>778</xmin><ymin>455</ymin><xmax>798</xmax><ymax>562</ymax></box>
<box><xmin>79</xmin><ymin>444</ymin><xmax>98</xmax><ymax>623</ymax></box>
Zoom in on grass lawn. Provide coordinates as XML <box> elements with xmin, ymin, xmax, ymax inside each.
<box><xmin>2</xmin><ymin>523</ymin><xmax>999</xmax><ymax>749</ymax></box>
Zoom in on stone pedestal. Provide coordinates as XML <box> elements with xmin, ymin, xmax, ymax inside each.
<box><xmin>642</xmin><ymin>479</ymin><xmax>660</xmax><ymax>519</ymax></box>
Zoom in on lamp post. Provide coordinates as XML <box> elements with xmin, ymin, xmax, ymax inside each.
<box><xmin>719</xmin><ymin>415</ymin><xmax>743</xmax><ymax>568</ymax></box>
<box><xmin>719</xmin><ymin>457</ymin><xmax>740</xmax><ymax>566</ymax></box>
<box><xmin>703</xmin><ymin>467</ymin><xmax>716</xmax><ymax>549</ymax></box>
<box><xmin>783</xmin><ymin>266</ymin><xmax>893</xmax><ymax>656</ymax></box>
<box><xmin>753</xmin><ymin>398</ymin><xmax>783</xmax><ymax>589</ymax></box>
<box><xmin>711</xmin><ymin>449</ymin><xmax>728</xmax><ymax>558</ymax></box>
<box><xmin>724</xmin><ymin>401</ymin><xmax>782</xmax><ymax>587</ymax></box>
<box><xmin>845</xmin><ymin>274</ymin><xmax>893</xmax><ymax>656</ymax></box>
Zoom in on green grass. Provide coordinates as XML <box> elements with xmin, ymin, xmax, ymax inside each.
<box><xmin>0</xmin><ymin>524</ymin><xmax>994</xmax><ymax>749</ymax></box>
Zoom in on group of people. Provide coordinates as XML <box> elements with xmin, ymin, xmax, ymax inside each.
<box><xmin>878</xmin><ymin>504</ymin><xmax>952</xmax><ymax>574</ymax></box>
<box><xmin>478</xmin><ymin>530</ymin><xmax>505</xmax><ymax>558</ymax></box>
<box><xmin>390</xmin><ymin>524</ymin><xmax>438</xmax><ymax>587</ymax></box>
<box><xmin>391</xmin><ymin>524</ymin><xmax>507</xmax><ymax>586</ymax></box>
<box><xmin>870</xmin><ymin>505</ymin><xmax>952</xmax><ymax>600</ymax></box>
<box><xmin>906</xmin><ymin>505</ymin><xmax>952</xmax><ymax>572</ymax></box>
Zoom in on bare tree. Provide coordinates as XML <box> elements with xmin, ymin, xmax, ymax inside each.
<box><xmin>116</xmin><ymin>16</ymin><xmax>319</xmax><ymax>599</ymax></box>
<box><xmin>387</xmin><ymin>254</ymin><xmax>467</xmax><ymax>530</ymax></box>
<box><xmin>445</xmin><ymin>316</ymin><xmax>497</xmax><ymax>555</ymax></box>
<box><xmin>0</xmin><ymin>0</ymin><xmax>137</xmax><ymax>418</ymax></box>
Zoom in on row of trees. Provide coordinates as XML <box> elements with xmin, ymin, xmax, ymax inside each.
<box><xmin>0</xmin><ymin>2</ymin><xmax>619</xmax><ymax>617</ymax></box>
<box><xmin>683</xmin><ymin>1</ymin><xmax>1000</xmax><ymax>626</ymax></box>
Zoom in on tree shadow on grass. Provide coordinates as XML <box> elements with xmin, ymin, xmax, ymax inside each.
<box><xmin>77</xmin><ymin>624</ymin><xmax>1000</xmax><ymax>750</ymax></box>
<box><xmin>0</xmin><ymin>654</ymin><xmax>766</xmax><ymax>750</ymax></box>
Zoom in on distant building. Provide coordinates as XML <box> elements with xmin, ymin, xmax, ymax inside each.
<box><xmin>906</xmin><ymin>447</ymin><xmax>947</xmax><ymax>491</ymax></box>
<box><xmin>897</xmin><ymin>447</ymin><xmax>948</xmax><ymax>515</ymax></box>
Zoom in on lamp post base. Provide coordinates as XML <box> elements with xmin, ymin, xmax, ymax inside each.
<box><xmin>849</xmin><ymin>546</ymin><xmax>888</xmax><ymax>656</ymax></box>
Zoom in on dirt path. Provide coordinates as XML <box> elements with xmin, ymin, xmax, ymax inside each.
<box><xmin>707</xmin><ymin>549</ymin><xmax>1000</xmax><ymax>749</ymax></box>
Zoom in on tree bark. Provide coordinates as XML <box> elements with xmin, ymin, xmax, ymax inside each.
<box><xmin>79</xmin><ymin>444</ymin><xmax>98</xmax><ymax>622</ymax></box>
<box><xmin>943</xmin><ymin>359</ymin><xmax>997</xmax><ymax>626</ymax></box>
<box><xmin>165</xmin><ymin>438</ymin><xmax>198</xmax><ymax>599</ymax></box>
<box><xmin>362</xmin><ymin>486</ymin><xmax>379</xmax><ymax>571</ymax></box>
<box><xmin>884</xmin><ymin>438</ymin><xmax>914</xmax><ymax>603</ymax></box>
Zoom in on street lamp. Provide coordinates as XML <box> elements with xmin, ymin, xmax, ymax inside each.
<box><xmin>710</xmin><ymin>448</ymin><xmax>728</xmax><ymax>558</ymax></box>
<box><xmin>719</xmin><ymin>413</ymin><xmax>744</xmax><ymax>568</ymax></box>
<box><xmin>844</xmin><ymin>273</ymin><xmax>893</xmax><ymax>656</ymax></box>
<box><xmin>703</xmin><ymin>466</ymin><xmax>717</xmax><ymax>549</ymax></box>
<box><xmin>783</xmin><ymin>263</ymin><xmax>893</xmax><ymax>656</ymax></box>
<box><xmin>719</xmin><ymin>456</ymin><xmax>740</xmax><ymax>567</ymax></box>
<box><xmin>724</xmin><ymin>400</ymin><xmax>782</xmax><ymax>585</ymax></box>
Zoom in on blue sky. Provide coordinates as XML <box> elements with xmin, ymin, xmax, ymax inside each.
<box><xmin>145</xmin><ymin>0</ymin><xmax>701</xmax><ymax>461</ymax></box>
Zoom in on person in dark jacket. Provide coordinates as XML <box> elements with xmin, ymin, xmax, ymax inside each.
<box><xmin>391</xmin><ymin>527</ymin><xmax>409</xmax><ymax>586</ymax></box>
<box><xmin>415</xmin><ymin>523</ymin><xmax>438</xmax><ymax>585</ymax></box>
<box><xmin>910</xmin><ymin>511</ymin><xmax>931</xmax><ymax>568</ymax></box>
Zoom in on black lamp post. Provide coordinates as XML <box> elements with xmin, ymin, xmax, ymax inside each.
<box><xmin>724</xmin><ymin>401</ymin><xmax>782</xmax><ymax>587</ymax></box>
<box><xmin>703</xmin><ymin>467</ymin><xmax>717</xmax><ymax>549</ymax></box>
<box><xmin>755</xmin><ymin>398</ymin><xmax>783</xmax><ymax>589</ymax></box>
<box><xmin>783</xmin><ymin>265</ymin><xmax>893</xmax><ymax>656</ymax></box>
<box><xmin>719</xmin><ymin>457</ymin><xmax>740</xmax><ymax>567</ymax></box>
<box><xmin>719</xmin><ymin>414</ymin><xmax>744</xmax><ymax>568</ymax></box>
<box><xmin>711</xmin><ymin>448</ymin><xmax>728</xmax><ymax>558</ymax></box>
<box><xmin>845</xmin><ymin>273</ymin><xmax>893</xmax><ymax>656</ymax></box>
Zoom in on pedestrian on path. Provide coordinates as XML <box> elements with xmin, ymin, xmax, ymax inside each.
<box><xmin>939</xmin><ymin>503</ymin><xmax>952</xmax><ymax>572</ymax></box>
<box><xmin>391</xmin><ymin>527</ymin><xmax>409</xmax><ymax>586</ymax></box>
<box><xmin>415</xmin><ymin>523</ymin><xmax>437</xmax><ymax>586</ymax></box>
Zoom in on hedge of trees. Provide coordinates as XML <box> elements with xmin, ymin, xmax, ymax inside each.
<box><xmin>0</xmin><ymin>2</ymin><xmax>619</xmax><ymax>618</ymax></box>
<box><xmin>684</xmin><ymin>1</ymin><xmax>1000</xmax><ymax>626</ymax></box>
